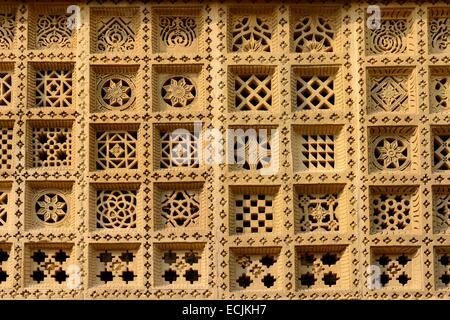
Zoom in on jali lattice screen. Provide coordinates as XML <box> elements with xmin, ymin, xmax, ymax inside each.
<box><xmin>0</xmin><ymin>0</ymin><xmax>449</xmax><ymax>299</ymax></box>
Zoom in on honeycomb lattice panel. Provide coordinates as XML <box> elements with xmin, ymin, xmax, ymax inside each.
<box><xmin>0</xmin><ymin>0</ymin><xmax>448</xmax><ymax>300</ymax></box>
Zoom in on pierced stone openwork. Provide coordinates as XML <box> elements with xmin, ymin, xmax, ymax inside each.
<box><xmin>229</xmin><ymin>9</ymin><xmax>273</xmax><ymax>52</ymax></box>
<box><xmin>370</xmin><ymin>186</ymin><xmax>420</xmax><ymax>234</ymax></box>
<box><xmin>231</xmin><ymin>248</ymin><xmax>280</xmax><ymax>291</ymax></box>
<box><xmin>366</xmin><ymin>9</ymin><xmax>415</xmax><ymax>55</ymax></box>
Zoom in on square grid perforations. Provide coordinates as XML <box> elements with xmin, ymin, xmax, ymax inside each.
<box><xmin>292</xmin><ymin>125</ymin><xmax>345</xmax><ymax>172</ymax></box>
<box><xmin>0</xmin><ymin>121</ymin><xmax>13</xmax><ymax>171</ymax></box>
<box><xmin>229</xmin><ymin>185</ymin><xmax>281</xmax><ymax>235</ymax></box>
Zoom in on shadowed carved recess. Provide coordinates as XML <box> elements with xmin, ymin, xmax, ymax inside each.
<box><xmin>295</xmin><ymin>184</ymin><xmax>347</xmax><ymax>233</ymax></box>
<box><xmin>0</xmin><ymin>183</ymin><xmax>10</xmax><ymax>227</ymax></box>
<box><xmin>293</xmin><ymin>66</ymin><xmax>342</xmax><ymax>111</ymax></box>
<box><xmin>29</xmin><ymin>120</ymin><xmax>73</xmax><ymax>168</ymax></box>
<box><xmin>367</xmin><ymin>67</ymin><xmax>416</xmax><ymax>114</ymax></box>
<box><xmin>435</xmin><ymin>247</ymin><xmax>450</xmax><ymax>289</ymax></box>
<box><xmin>92</xmin><ymin>124</ymin><xmax>139</xmax><ymax>171</ymax></box>
<box><xmin>0</xmin><ymin>65</ymin><xmax>13</xmax><ymax>107</ymax></box>
<box><xmin>91</xmin><ymin>65</ymin><xmax>138</xmax><ymax>112</ymax></box>
<box><xmin>369</xmin><ymin>186</ymin><xmax>420</xmax><ymax>234</ymax></box>
<box><xmin>26</xmin><ymin>243</ymin><xmax>74</xmax><ymax>287</ymax></box>
<box><xmin>92</xmin><ymin>244</ymin><xmax>139</xmax><ymax>286</ymax></box>
<box><xmin>291</xmin><ymin>6</ymin><xmax>340</xmax><ymax>53</ymax></box>
<box><xmin>368</xmin><ymin>126</ymin><xmax>418</xmax><ymax>173</ymax></box>
<box><xmin>154</xmin><ymin>243</ymin><xmax>206</xmax><ymax>287</ymax></box>
<box><xmin>433</xmin><ymin>186</ymin><xmax>450</xmax><ymax>234</ymax></box>
<box><xmin>297</xmin><ymin>246</ymin><xmax>349</xmax><ymax>290</ymax></box>
<box><xmin>0</xmin><ymin>12</ymin><xmax>15</xmax><ymax>50</ymax></box>
<box><xmin>34</xmin><ymin>191</ymin><xmax>68</xmax><ymax>224</ymax></box>
<box><xmin>91</xmin><ymin>7</ymin><xmax>139</xmax><ymax>53</ymax></box>
<box><xmin>228</xmin><ymin>126</ymin><xmax>277</xmax><ymax>171</ymax></box>
<box><xmin>97</xmin><ymin>190</ymin><xmax>137</xmax><ymax>229</ymax></box>
<box><xmin>36</xmin><ymin>15</ymin><xmax>72</xmax><ymax>49</ymax></box>
<box><xmin>230</xmin><ymin>247</ymin><xmax>280</xmax><ymax>291</ymax></box>
<box><xmin>429</xmin><ymin>8</ymin><xmax>450</xmax><ymax>53</ymax></box>
<box><xmin>152</xmin><ymin>7</ymin><xmax>202</xmax><ymax>53</ymax></box>
<box><xmin>25</xmin><ymin>181</ymin><xmax>73</xmax><ymax>230</ymax></box>
<box><xmin>370</xmin><ymin>247</ymin><xmax>420</xmax><ymax>289</ymax></box>
<box><xmin>28</xmin><ymin>6</ymin><xmax>75</xmax><ymax>50</ymax></box>
<box><xmin>229</xmin><ymin>65</ymin><xmax>276</xmax><ymax>112</ymax></box>
<box><xmin>153</xmin><ymin>64</ymin><xmax>203</xmax><ymax>112</ymax></box>
<box><xmin>0</xmin><ymin>244</ymin><xmax>11</xmax><ymax>285</ymax></box>
<box><xmin>229</xmin><ymin>185</ymin><xmax>280</xmax><ymax>235</ymax></box>
<box><xmin>90</xmin><ymin>183</ymin><xmax>140</xmax><ymax>231</ymax></box>
<box><xmin>430</xmin><ymin>67</ymin><xmax>450</xmax><ymax>113</ymax></box>
<box><xmin>0</xmin><ymin>192</ymin><xmax>6</xmax><ymax>227</ymax></box>
<box><xmin>28</xmin><ymin>62</ymin><xmax>74</xmax><ymax>109</ymax></box>
<box><xmin>432</xmin><ymin>126</ymin><xmax>450</xmax><ymax>171</ymax></box>
<box><xmin>366</xmin><ymin>8</ymin><xmax>415</xmax><ymax>55</ymax></box>
<box><xmin>154</xmin><ymin>123</ymin><xmax>200</xmax><ymax>169</ymax></box>
<box><xmin>228</xmin><ymin>8</ymin><xmax>274</xmax><ymax>53</ymax></box>
<box><xmin>292</xmin><ymin>125</ymin><xmax>345</xmax><ymax>172</ymax></box>
<box><xmin>154</xmin><ymin>182</ymin><xmax>204</xmax><ymax>230</ymax></box>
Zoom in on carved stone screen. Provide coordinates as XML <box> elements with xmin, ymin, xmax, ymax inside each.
<box><xmin>0</xmin><ymin>0</ymin><xmax>448</xmax><ymax>300</ymax></box>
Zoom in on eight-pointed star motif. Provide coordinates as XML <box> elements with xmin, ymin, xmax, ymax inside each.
<box><xmin>103</xmin><ymin>79</ymin><xmax>131</xmax><ymax>106</ymax></box>
<box><xmin>376</xmin><ymin>139</ymin><xmax>408</xmax><ymax>169</ymax></box>
<box><xmin>163</xmin><ymin>77</ymin><xmax>195</xmax><ymax>108</ymax></box>
<box><xmin>36</xmin><ymin>194</ymin><xmax>67</xmax><ymax>223</ymax></box>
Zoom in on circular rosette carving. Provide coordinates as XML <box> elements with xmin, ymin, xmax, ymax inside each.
<box><xmin>373</xmin><ymin>136</ymin><xmax>410</xmax><ymax>170</ymax></box>
<box><xmin>96</xmin><ymin>190</ymin><xmax>137</xmax><ymax>229</ymax></box>
<box><xmin>34</xmin><ymin>192</ymin><xmax>68</xmax><ymax>224</ymax></box>
<box><xmin>370</xmin><ymin>20</ymin><xmax>407</xmax><ymax>54</ymax></box>
<box><xmin>97</xmin><ymin>75</ymin><xmax>136</xmax><ymax>111</ymax></box>
<box><xmin>161</xmin><ymin>76</ymin><xmax>196</xmax><ymax>108</ymax></box>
